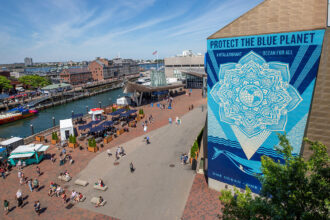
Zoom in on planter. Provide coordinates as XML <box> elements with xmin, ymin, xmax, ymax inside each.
<box><xmin>116</xmin><ymin>129</ymin><xmax>125</xmax><ymax>136</ymax></box>
<box><xmin>35</xmin><ymin>136</ymin><xmax>44</xmax><ymax>142</ymax></box>
<box><xmin>68</xmin><ymin>143</ymin><xmax>78</xmax><ymax>148</ymax></box>
<box><xmin>88</xmin><ymin>147</ymin><xmax>98</xmax><ymax>152</ymax></box>
<box><xmin>51</xmin><ymin>139</ymin><xmax>59</xmax><ymax>145</ymax></box>
<box><xmin>136</xmin><ymin>116</ymin><xmax>141</xmax><ymax>121</ymax></box>
<box><xmin>104</xmin><ymin>136</ymin><xmax>113</xmax><ymax>144</ymax></box>
<box><xmin>139</xmin><ymin>114</ymin><xmax>144</xmax><ymax>119</ymax></box>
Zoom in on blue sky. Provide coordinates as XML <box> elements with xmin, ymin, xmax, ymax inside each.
<box><xmin>0</xmin><ymin>0</ymin><xmax>263</xmax><ymax>64</ymax></box>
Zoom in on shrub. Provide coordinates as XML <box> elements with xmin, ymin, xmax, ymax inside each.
<box><xmin>88</xmin><ymin>138</ymin><xmax>96</xmax><ymax>147</ymax></box>
<box><xmin>69</xmin><ymin>134</ymin><xmax>76</xmax><ymax>144</ymax></box>
<box><xmin>139</xmin><ymin>109</ymin><xmax>144</xmax><ymax>115</ymax></box>
<box><xmin>52</xmin><ymin>132</ymin><xmax>58</xmax><ymax>141</ymax></box>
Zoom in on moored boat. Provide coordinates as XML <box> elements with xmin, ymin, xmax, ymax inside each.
<box><xmin>0</xmin><ymin>107</ymin><xmax>38</xmax><ymax>125</ymax></box>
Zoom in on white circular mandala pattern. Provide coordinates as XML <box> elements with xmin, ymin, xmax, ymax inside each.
<box><xmin>210</xmin><ymin>51</ymin><xmax>303</xmax><ymax>138</ymax></box>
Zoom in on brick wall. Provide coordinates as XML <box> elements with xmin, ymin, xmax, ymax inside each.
<box><xmin>88</xmin><ymin>61</ymin><xmax>104</xmax><ymax>81</ymax></box>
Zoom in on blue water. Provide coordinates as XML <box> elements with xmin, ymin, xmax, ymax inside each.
<box><xmin>0</xmin><ymin>88</ymin><xmax>124</xmax><ymax>138</ymax></box>
<box><xmin>139</xmin><ymin>63</ymin><xmax>164</xmax><ymax>70</ymax></box>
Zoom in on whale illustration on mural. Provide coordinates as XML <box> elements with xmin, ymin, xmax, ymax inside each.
<box><xmin>212</xmin><ymin>147</ymin><xmax>262</xmax><ymax>176</ymax></box>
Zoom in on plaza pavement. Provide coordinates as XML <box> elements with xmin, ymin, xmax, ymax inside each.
<box><xmin>71</xmin><ymin>107</ymin><xmax>207</xmax><ymax>220</ymax></box>
<box><xmin>0</xmin><ymin>89</ymin><xmax>208</xmax><ymax>220</ymax></box>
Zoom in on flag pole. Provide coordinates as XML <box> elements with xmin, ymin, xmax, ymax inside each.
<box><xmin>156</xmin><ymin>53</ymin><xmax>158</xmax><ymax>71</ymax></box>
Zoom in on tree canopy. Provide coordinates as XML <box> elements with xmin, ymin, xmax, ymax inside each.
<box><xmin>219</xmin><ymin>134</ymin><xmax>330</xmax><ymax>220</ymax></box>
<box><xmin>0</xmin><ymin>76</ymin><xmax>12</xmax><ymax>92</ymax></box>
<box><xmin>18</xmin><ymin>75</ymin><xmax>51</xmax><ymax>88</ymax></box>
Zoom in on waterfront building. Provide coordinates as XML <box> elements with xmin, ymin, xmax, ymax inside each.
<box><xmin>41</xmin><ymin>83</ymin><xmax>71</xmax><ymax>94</ymax></box>
<box><xmin>206</xmin><ymin>0</ymin><xmax>330</xmax><ymax>194</ymax></box>
<box><xmin>164</xmin><ymin>51</ymin><xmax>204</xmax><ymax>79</ymax></box>
<box><xmin>24</xmin><ymin>57</ymin><xmax>33</xmax><ymax>66</ymax></box>
<box><xmin>89</xmin><ymin>57</ymin><xmax>139</xmax><ymax>81</ymax></box>
<box><xmin>60</xmin><ymin>67</ymin><xmax>92</xmax><ymax>85</ymax></box>
<box><xmin>88</xmin><ymin>58</ymin><xmax>114</xmax><ymax>81</ymax></box>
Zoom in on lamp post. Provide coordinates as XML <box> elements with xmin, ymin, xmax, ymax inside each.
<box><xmin>99</xmin><ymin>101</ymin><xmax>101</xmax><ymax>108</ymax></box>
<box><xmin>52</xmin><ymin>117</ymin><xmax>55</xmax><ymax>127</ymax></box>
<box><xmin>30</xmin><ymin>124</ymin><xmax>34</xmax><ymax>135</ymax></box>
<box><xmin>86</xmin><ymin>106</ymin><xmax>88</xmax><ymax>114</ymax></box>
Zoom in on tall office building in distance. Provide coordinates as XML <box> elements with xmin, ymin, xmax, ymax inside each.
<box><xmin>24</xmin><ymin>57</ymin><xmax>33</xmax><ymax>66</ymax></box>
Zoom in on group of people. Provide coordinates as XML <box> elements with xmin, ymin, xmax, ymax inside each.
<box><xmin>180</xmin><ymin>153</ymin><xmax>189</xmax><ymax>164</ymax></box>
<box><xmin>115</xmin><ymin>146</ymin><xmax>126</xmax><ymax>160</ymax></box>
<box><xmin>59</xmin><ymin>170</ymin><xmax>71</xmax><ymax>179</ymax></box>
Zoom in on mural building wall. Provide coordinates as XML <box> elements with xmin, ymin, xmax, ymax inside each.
<box><xmin>206</xmin><ymin>30</ymin><xmax>325</xmax><ymax>193</ymax></box>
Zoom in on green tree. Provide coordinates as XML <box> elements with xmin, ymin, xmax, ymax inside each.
<box><xmin>18</xmin><ymin>75</ymin><xmax>51</xmax><ymax>89</ymax></box>
<box><xmin>0</xmin><ymin>76</ymin><xmax>12</xmax><ymax>92</ymax></box>
<box><xmin>219</xmin><ymin>134</ymin><xmax>330</xmax><ymax>220</ymax></box>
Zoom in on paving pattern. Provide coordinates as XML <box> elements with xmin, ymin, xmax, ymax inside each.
<box><xmin>0</xmin><ymin>89</ymin><xmax>206</xmax><ymax>220</ymax></box>
<box><xmin>182</xmin><ymin>174</ymin><xmax>222</xmax><ymax>220</ymax></box>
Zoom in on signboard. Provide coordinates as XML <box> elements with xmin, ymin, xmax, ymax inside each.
<box><xmin>206</xmin><ymin>30</ymin><xmax>325</xmax><ymax>193</ymax></box>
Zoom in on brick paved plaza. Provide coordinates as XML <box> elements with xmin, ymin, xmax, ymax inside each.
<box><xmin>0</xmin><ymin>89</ymin><xmax>222</xmax><ymax>220</ymax></box>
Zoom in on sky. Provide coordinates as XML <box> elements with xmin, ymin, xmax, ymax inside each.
<box><xmin>0</xmin><ymin>0</ymin><xmax>263</xmax><ymax>64</ymax></box>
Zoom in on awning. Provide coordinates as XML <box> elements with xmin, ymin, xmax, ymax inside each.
<box><xmin>9</xmin><ymin>152</ymin><xmax>34</xmax><ymax>159</ymax></box>
<box><xmin>108</xmin><ymin>109</ymin><xmax>126</xmax><ymax>116</ymax></box>
<box><xmin>38</xmin><ymin>145</ymin><xmax>49</xmax><ymax>152</ymax></box>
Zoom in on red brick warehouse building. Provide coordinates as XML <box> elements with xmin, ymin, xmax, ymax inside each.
<box><xmin>88</xmin><ymin>58</ymin><xmax>117</xmax><ymax>81</ymax></box>
<box><xmin>59</xmin><ymin>68</ymin><xmax>92</xmax><ymax>85</ymax></box>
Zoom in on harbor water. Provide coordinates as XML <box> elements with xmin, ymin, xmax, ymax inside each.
<box><xmin>0</xmin><ymin>88</ymin><xmax>124</xmax><ymax>139</ymax></box>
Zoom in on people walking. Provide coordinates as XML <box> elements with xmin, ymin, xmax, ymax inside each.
<box><xmin>107</xmin><ymin>149</ymin><xmax>112</xmax><ymax>157</ymax></box>
<box><xmin>36</xmin><ymin>166</ymin><xmax>41</xmax><ymax>176</ymax></box>
<box><xmin>34</xmin><ymin>201</ymin><xmax>40</xmax><ymax>216</ymax></box>
<box><xmin>28</xmin><ymin>179</ymin><xmax>33</xmax><ymax>192</ymax></box>
<box><xmin>33</xmin><ymin>178</ymin><xmax>39</xmax><ymax>191</ymax></box>
<box><xmin>130</xmin><ymin>162</ymin><xmax>135</xmax><ymax>173</ymax></box>
<box><xmin>0</xmin><ymin>168</ymin><xmax>5</xmax><ymax>179</ymax></box>
<box><xmin>3</xmin><ymin>199</ymin><xmax>9</xmax><ymax>215</ymax></box>
<box><xmin>16</xmin><ymin>189</ymin><xmax>23</xmax><ymax>208</ymax></box>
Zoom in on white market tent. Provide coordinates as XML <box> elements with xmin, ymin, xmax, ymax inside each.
<box><xmin>88</xmin><ymin>108</ymin><xmax>104</xmax><ymax>121</ymax></box>
<box><xmin>116</xmin><ymin>97</ymin><xmax>131</xmax><ymax>106</ymax></box>
<box><xmin>60</xmin><ymin>119</ymin><xmax>74</xmax><ymax>141</ymax></box>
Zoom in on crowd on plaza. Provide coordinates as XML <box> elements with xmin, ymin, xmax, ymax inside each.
<box><xmin>0</xmin><ymin>89</ymin><xmax>199</xmax><ymax>218</ymax></box>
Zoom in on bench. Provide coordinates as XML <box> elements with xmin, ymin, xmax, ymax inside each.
<box><xmin>74</xmin><ymin>179</ymin><xmax>88</xmax><ymax>186</ymax></box>
<box><xmin>58</xmin><ymin>175</ymin><xmax>72</xmax><ymax>182</ymax></box>
<box><xmin>93</xmin><ymin>185</ymin><xmax>108</xmax><ymax>191</ymax></box>
<box><xmin>90</xmin><ymin>197</ymin><xmax>107</xmax><ymax>206</ymax></box>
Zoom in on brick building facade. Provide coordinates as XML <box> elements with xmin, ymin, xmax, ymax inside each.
<box><xmin>88</xmin><ymin>58</ymin><xmax>139</xmax><ymax>81</ymax></box>
<box><xmin>60</xmin><ymin>68</ymin><xmax>92</xmax><ymax>85</ymax></box>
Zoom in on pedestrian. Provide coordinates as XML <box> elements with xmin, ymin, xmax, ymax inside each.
<box><xmin>33</xmin><ymin>178</ymin><xmax>39</xmax><ymax>191</ymax></box>
<box><xmin>17</xmin><ymin>160</ymin><xmax>22</xmax><ymax>170</ymax></box>
<box><xmin>34</xmin><ymin>201</ymin><xmax>40</xmax><ymax>216</ymax></box>
<box><xmin>175</xmin><ymin>116</ymin><xmax>179</xmax><ymax>126</ymax></box>
<box><xmin>120</xmin><ymin>147</ymin><xmax>125</xmax><ymax>156</ymax></box>
<box><xmin>146</xmin><ymin>136</ymin><xmax>150</xmax><ymax>144</ymax></box>
<box><xmin>130</xmin><ymin>162</ymin><xmax>135</xmax><ymax>173</ymax></box>
<box><xmin>184</xmin><ymin>154</ymin><xmax>188</xmax><ymax>164</ymax></box>
<box><xmin>141</xmin><ymin>121</ymin><xmax>144</xmax><ymax>128</ymax></box>
<box><xmin>22</xmin><ymin>161</ymin><xmax>26</xmax><ymax>168</ymax></box>
<box><xmin>16</xmin><ymin>189</ymin><xmax>23</xmax><ymax>208</ymax></box>
<box><xmin>18</xmin><ymin>170</ymin><xmax>22</xmax><ymax>179</ymax></box>
<box><xmin>107</xmin><ymin>149</ymin><xmax>112</xmax><ymax>157</ymax></box>
<box><xmin>3</xmin><ymin>199</ymin><xmax>9</xmax><ymax>215</ymax></box>
<box><xmin>51</xmin><ymin>154</ymin><xmax>56</xmax><ymax>163</ymax></box>
<box><xmin>0</xmin><ymin>168</ymin><xmax>5</xmax><ymax>179</ymax></box>
<box><xmin>19</xmin><ymin>177</ymin><xmax>24</xmax><ymax>185</ymax></box>
<box><xmin>169</xmin><ymin>117</ymin><xmax>172</xmax><ymax>124</ymax></box>
<box><xmin>36</xmin><ymin>166</ymin><xmax>41</xmax><ymax>176</ymax></box>
<box><xmin>62</xmin><ymin>148</ymin><xmax>66</xmax><ymax>155</ymax></box>
<box><xmin>144</xmin><ymin>125</ymin><xmax>147</xmax><ymax>132</ymax></box>
<box><xmin>61</xmin><ymin>192</ymin><xmax>67</xmax><ymax>204</ymax></box>
<box><xmin>180</xmin><ymin>153</ymin><xmax>184</xmax><ymax>164</ymax></box>
<box><xmin>28</xmin><ymin>179</ymin><xmax>33</xmax><ymax>192</ymax></box>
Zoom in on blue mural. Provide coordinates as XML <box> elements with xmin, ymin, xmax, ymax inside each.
<box><xmin>207</xmin><ymin>30</ymin><xmax>324</xmax><ymax>193</ymax></box>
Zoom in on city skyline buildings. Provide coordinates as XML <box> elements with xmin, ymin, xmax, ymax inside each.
<box><xmin>0</xmin><ymin>0</ymin><xmax>263</xmax><ymax>64</ymax></box>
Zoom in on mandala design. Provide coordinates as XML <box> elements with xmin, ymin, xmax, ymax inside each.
<box><xmin>210</xmin><ymin>51</ymin><xmax>302</xmax><ymax>138</ymax></box>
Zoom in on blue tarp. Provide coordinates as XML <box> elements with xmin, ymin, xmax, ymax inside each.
<box><xmin>109</xmin><ymin>109</ymin><xmax>126</xmax><ymax>115</ymax></box>
<box><xmin>90</xmin><ymin>125</ymin><xmax>106</xmax><ymax>133</ymax></box>
<box><xmin>78</xmin><ymin>124</ymin><xmax>92</xmax><ymax>130</ymax></box>
<box><xmin>72</xmin><ymin>113</ymin><xmax>84</xmax><ymax>118</ymax></box>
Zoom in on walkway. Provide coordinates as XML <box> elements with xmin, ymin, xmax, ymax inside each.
<box><xmin>72</xmin><ymin>108</ymin><xmax>207</xmax><ymax>220</ymax></box>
